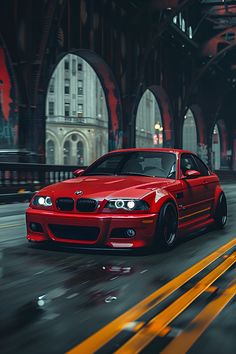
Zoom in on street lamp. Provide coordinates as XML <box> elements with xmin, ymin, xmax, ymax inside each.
<box><xmin>153</xmin><ymin>121</ymin><xmax>163</xmax><ymax>146</ymax></box>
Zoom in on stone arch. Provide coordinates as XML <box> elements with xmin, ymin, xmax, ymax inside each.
<box><xmin>76</xmin><ymin>140</ymin><xmax>84</xmax><ymax>166</ymax></box>
<box><xmin>210</xmin><ymin>119</ymin><xmax>228</xmax><ymax>170</ymax></box>
<box><xmin>62</xmin><ymin>130</ymin><xmax>89</xmax><ymax>165</ymax></box>
<box><xmin>188</xmin><ymin>105</ymin><xmax>206</xmax><ymax>146</ymax></box>
<box><xmin>148</xmin><ymin>86</ymin><xmax>174</xmax><ymax>147</ymax></box>
<box><xmin>45</xmin><ymin>130</ymin><xmax>60</xmax><ymax>164</ymax></box>
<box><xmin>135</xmin><ymin>89</ymin><xmax>163</xmax><ymax>148</ymax></box>
<box><xmin>45</xmin><ymin>49</ymin><xmax>122</xmax><ymax>161</ymax></box>
<box><xmin>182</xmin><ymin>109</ymin><xmax>197</xmax><ymax>153</ymax></box>
<box><xmin>182</xmin><ymin>105</ymin><xmax>208</xmax><ymax>163</ymax></box>
<box><xmin>47</xmin><ymin>140</ymin><xmax>55</xmax><ymax>165</ymax></box>
<box><xmin>134</xmin><ymin>85</ymin><xmax>174</xmax><ymax>148</ymax></box>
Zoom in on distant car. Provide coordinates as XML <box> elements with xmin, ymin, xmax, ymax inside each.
<box><xmin>26</xmin><ymin>148</ymin><xmax>227</xmax><ymax>250</ymax></box>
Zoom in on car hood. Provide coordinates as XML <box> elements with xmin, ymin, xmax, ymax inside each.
<box><xmin>41</xmin><ymin>175</ymin><xmax>176</xmax><ymax>200</ymax></box>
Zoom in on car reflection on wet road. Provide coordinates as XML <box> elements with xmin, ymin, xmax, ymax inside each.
<box><xmin>0</xmin><ymin>184</ymin><xmax>235</xmax><ymax>354</ymax></box>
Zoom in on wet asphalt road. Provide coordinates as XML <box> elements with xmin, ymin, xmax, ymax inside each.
<box><xmin>0</xmin><ymin>184</ymin><xmax>235</xmax><ymax>354</ymax></box>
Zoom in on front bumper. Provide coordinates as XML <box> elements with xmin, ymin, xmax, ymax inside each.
<box><xmin>26</xmin><ymin>208</ymin><xmax>158</xmax><ymax>248</ymax></box>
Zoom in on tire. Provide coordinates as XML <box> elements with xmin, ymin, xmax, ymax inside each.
<box><xmin>214</xmin><ymin>192</ymin><xmax>227</xmax><ymax>229</ymax></box>
<box><xmin>154</xmin><ymin>201</ymin><xmax>178</xmax><ymax>250</ymax></box>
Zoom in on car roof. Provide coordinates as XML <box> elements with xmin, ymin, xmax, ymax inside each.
<box><xmin>107</xmin><ymin>148</ymin><xmax>194</xmax><ymax>155</ymax></box>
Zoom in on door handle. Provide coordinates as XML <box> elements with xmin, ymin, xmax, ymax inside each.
<box><xmin>202</xmin><ymin>180</ymin><xmax>208</xmax><ymax>185</ymax></box>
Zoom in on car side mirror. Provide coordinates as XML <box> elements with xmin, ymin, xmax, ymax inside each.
<box><xmin>183</xmin><ymin>169</ymin><xmax>201</xmax><ymax>179</ymax></box>
<box><xmin>73</xmin><ymin>169</ymin><xmax>85</xmax><ymax>177</ymax></box>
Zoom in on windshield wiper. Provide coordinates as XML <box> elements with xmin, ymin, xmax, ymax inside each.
<box><xmin>84</xmin><ymin>172</ymin><xmax>114</xmax><ymax>176</ymax></box>
<box><xmin>120</xmin><ymin>172</ymin><xmax>151</xmax><ymax>177</ymax></box>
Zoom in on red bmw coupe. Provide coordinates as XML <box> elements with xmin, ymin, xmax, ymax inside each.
<box><xmin>26</xmin><ymin>148</ymin><xmax>227</xmax><ymax>250</ymax></box>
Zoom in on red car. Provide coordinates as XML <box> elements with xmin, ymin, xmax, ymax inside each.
<box><xmin>26</xmin><ymin>148</ymin><xmax>227</xmax><ymax>250</ymax></box>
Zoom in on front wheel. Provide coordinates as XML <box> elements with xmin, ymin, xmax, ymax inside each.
<box><xmin>214</xmin><ymin>192</ymin><xmax>227</xmax><ymax>229</ymax></box>
<box><xmin>154</xmin><ymin>202</ymin><xmax>178</xmax><ymax>250</ymax></box>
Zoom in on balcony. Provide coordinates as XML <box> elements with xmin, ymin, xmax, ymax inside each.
<box><xmin>46</xmin><ymin>115</ymin><xmax>108</xmax><ymax>128</ymax></box>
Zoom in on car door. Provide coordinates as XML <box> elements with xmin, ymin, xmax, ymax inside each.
<box><xmin>179</xmin><ymin>153</ymin><xmax>212</xmax><ymax>223</ymax></box>
<box><xmin>193</xmin><ymin>154</ymin><xmax>218</xmax><ymax>209</ymax></box>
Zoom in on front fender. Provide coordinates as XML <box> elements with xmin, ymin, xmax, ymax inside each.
<box><xmin>145</xmin><ymin>189</ymin><xmax>178</xmax><ymax>214</ymax></box>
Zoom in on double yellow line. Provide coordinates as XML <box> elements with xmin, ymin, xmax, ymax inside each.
<box><xmin>67</xmin><ymin>238</ymin><xmax>236</xmax><ymax>354</ymax></box>
<box><xmin>162</xmin><ymin>279</ymin><xmax>236</xmax><ymax>354</ymax></box>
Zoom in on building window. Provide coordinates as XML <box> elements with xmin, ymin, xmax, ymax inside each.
<box><xmin>189</xmin><ymin>26</ymin><xmax>193</xmax><ymax>39</ymax></box>
<box><xmin>72</xmin><ymin>59</ymin><xmax>76</xmax><ymax>75</ymax></box>
<box><xmin>63</xmin><ymin>140</ymin><xmax>71</xmax><ymax>165</ymax></box>
<box><xmin>49</xmin><ymin>78</ymin><xmax>55</xmax><ymax>93</ymax></box>
<box><xmin>173</xmin><ymin>16</ymin><xmax>177</xmax><ymax>24</ymax></box>
<box><xmin>47</xmin><ymin>140</ymin><xmax>55</xmax><ymax>164</ymax></box>
<box><xmin>78</xmin><ymin>80</ymin><xmax>83</xmax><ymax>95</ymax></box>
<box><xmin>64</xmin><ymin>79</ymin><xmax>70</xmax><ymax>94</ymax></box>
<box><xmin>178</xmin><ymin>12</ymin><xmax>182</xmax><ymax>27</ymax></box>
<box><xmin>64</xmin><ymin>59</ymin><xmax>69</xmax><ymax>70</ymax></box>
<box><xmin>78</xmin><ymin>62</ymin><xmax>83</xmax><ymax>71</ymax></box>
<box><xmin>77</xmin><ymin>141</ymin><xmax>84</xmax><ymax>165</ymax></box>
<box><xmin>65</xmin><ymin>103</ymin><xmax>70</xmax><ymax>117</ymax></box>
<box><xmin>77</xmin><ymin>104</ymin><xmax>83</xmax><ymax>117</ymax></box>
<box><xmin>49</xmin><ymin>101</ymin><xmax>54</xmax><ymax>115</ymax></box>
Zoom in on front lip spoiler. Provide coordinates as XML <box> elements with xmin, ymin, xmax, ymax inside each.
<box><xmin>28</xmin><ymin>240</ymin><xmax>151</xmax><ymax>254</ymax></box>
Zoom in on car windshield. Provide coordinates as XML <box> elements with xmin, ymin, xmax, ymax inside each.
<box><xmin>84</xmin><ymin>151</ymin><xmax>176</xmax><ymax>179</ymax></box>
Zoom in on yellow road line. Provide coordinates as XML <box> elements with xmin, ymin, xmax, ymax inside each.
<box><xmin>161</xmin><ymin>278</ymin><xmax>236</xmax><ymax>354</ymax></box>
<box><xmin>0</xmin><ymin>223</ymin><xmax>25</xmax><ymax>229</ymax></box>
<box><xmin>115</xmin><ymin>252</ymin><xmax>236</xmax><ymax>354</ymax></box>
<box><xmin>67</xmin><ymin>238</ymin><xmax>236</xmax><ymax>354</ymax></box>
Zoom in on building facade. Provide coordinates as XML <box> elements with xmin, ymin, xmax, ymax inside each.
<box><xmin>46</xmin><ymin>54</ymin><xmax>108</xmax><ymax>166</ymax></box>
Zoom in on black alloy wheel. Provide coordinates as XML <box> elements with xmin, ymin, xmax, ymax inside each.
<box><xmin>214</xmin><ymin>192</ymin><xmax>227</xmax><ymax>229</ymax></box>
<box><xmin>155</xmin><ymin>201</ymin><xmax>178</xmax><ymax>250</ymax></box>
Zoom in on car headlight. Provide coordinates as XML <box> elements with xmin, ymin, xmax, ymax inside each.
<box><xmin>105</xmin><ymin>199</ymin><xmax>149</xmax><ymax>211</ymax></box>
<box><xmin>33</xmin><ymin>196</ymin><xmax>53</xmax><ymax>207</ymax></box>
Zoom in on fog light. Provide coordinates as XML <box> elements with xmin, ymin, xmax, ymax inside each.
<box><xmin>30</xmin><ymin>222</ymin><xmax>43</xmax><ymax>233</ymax></box>
<box><xmin>126</xmin><ymin>229</ymin><xmax>136</xmax><ymax>237</ymax></box>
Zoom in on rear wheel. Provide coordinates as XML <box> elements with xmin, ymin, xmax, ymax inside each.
<box><xmin>214</xmin><ymin>192</ymin><xmax>227</xmax><ymax>229</ymax></box>
<box><xmin>154</xmin><ymin>202</ymin><xmax>178</xmax><ymax>250</ymax></box>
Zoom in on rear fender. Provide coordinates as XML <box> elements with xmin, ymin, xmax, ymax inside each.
<box><xmin>212</xmin><ymin>185</ymin><xmax>225</xmax><ymax>214</ymax></box>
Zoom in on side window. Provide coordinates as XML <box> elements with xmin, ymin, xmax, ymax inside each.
<box><xmin>193</xmin><ymin>156</ymin><xmax>210</xmax><ymax>176</ymax></box>
<box><xmin>180</xmin><ymin>154</ymin><xmax>198</xmax><ymax>174</ymax></box>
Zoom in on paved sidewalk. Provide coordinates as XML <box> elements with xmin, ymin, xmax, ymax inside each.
<box><xmin>0</xmin><ymin>202</ymin><xmax>28</xmax><ymax>218</ymax></box>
